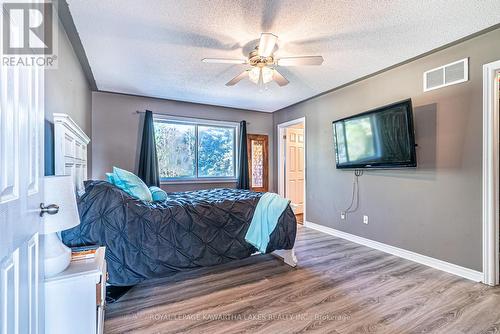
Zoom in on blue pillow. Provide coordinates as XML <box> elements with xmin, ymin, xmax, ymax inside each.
<box><xmin>149</xmin><ymin>186</ymin><xmax>168</xmax><ymax>201</ymax></box>
<box><xmin>111</xmin><ymin>167</ymin><xmax>153</xmax><ymax>202</ymax></box>
<box><xmin>105</xmin><ymin>172</ymin><xmax>116</xmax><ymax>184</ymax></box>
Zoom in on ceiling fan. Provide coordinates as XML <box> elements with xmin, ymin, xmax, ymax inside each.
<box><xmin>202</xmin><ymin>33</ymin><xmax>324</xmax><ymax>87</ymax></box>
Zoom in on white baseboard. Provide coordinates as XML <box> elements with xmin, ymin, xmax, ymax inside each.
<box><xmin>304</xmin><ymin>221</ymin><xmax>483</xmax><ymax>282</ymax></box>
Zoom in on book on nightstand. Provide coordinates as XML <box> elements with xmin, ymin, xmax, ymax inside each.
<box><xmin>71</xmin><ymin>245</ymin><xmax>100</xmax><ymax>260</ymax></box>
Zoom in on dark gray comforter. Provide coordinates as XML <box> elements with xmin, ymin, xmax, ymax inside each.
<box><xmin>62</xmin><ymin>181</ymin><xmax>297</xmax><ymax>285</ymax></box>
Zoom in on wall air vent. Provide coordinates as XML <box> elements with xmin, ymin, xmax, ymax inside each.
<box><xmin>423</xmin><ymin>58</ymin><xmax>468</xmax><ymax>92</ymax></box>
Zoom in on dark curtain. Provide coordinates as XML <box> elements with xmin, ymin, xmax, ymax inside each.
<box><xmin>138</xmin><ymin>110</ymin><xmax>160</xmax><ymax>187</ymax></box>
<box><xmin>236</xmin><ymin>120</ymin><xmax>250</xmax><ymax>190</ymax></box>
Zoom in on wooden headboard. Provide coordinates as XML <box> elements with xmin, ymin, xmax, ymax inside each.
<box><xmin>53</xmin><ymin>113</ymin><xmax>90</xmax><ymax>192</ymax></box>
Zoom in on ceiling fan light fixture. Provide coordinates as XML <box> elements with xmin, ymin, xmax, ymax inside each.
<box><xmin>248</xmin><ymin>66</ymin><xmax>273</xmax><ymax>85</ymax></box>
<box><xmin>203</xmin><ymin>32</ymin><xmax>323</xmax><ymax>88</ymax></box>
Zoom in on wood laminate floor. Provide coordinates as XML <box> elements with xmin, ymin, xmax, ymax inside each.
<box><xmin>105</xmin><ymin>226</ymin><xmax>500</xmax><ymax>334</ymax></box>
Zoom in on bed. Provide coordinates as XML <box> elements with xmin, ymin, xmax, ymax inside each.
<box><xmin>62</xmin><ymin>181</ymin><xmax>297</xmax><ymax>286</ymax></box>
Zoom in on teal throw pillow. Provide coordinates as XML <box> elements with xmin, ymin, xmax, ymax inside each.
<box><xmin>149</xmin><ymin>186</ymin><xmax>168</xmax><ymax>201</ymax></box>
<box><xmin>111</xmin><ymin>167</ymin><xmax>153</xmax><ymax>202</ymax></box>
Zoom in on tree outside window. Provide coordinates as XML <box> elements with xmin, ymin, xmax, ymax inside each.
<box><xmin>154</xmin><ymin>119</ymin><xmax>237</xmax><ymax>181</ymax></box>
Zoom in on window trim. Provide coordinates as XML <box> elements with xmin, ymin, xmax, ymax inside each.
<box><xmin>153</xmin><ymin>115</ymin><xmax>239</xmax><ymax>184</ymax></box>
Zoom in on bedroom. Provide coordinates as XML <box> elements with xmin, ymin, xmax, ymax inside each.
<box><xmin>2</xmin><ymin>1</ymin><xmax>500</xmax><ymax>333</ymax></box>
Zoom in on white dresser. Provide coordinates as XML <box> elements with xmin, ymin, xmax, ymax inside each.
<box><xmin>44</xmin><ymin>247</ymin><xmax>107</xmax><ymax>334</ymax></box>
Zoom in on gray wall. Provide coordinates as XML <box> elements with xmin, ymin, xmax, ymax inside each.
<box><xmin>91</xmin><ymin>92</ymin><xmax>274</xmax><ymax>192</ymax></box>
<box><xmin>273</xmin><ymin>27</ymin><xmax>500</xmax><ymax>272</ymax></box>
<box><xmin>45</xmin><ymin>16</ymin><xmax>92</xmax><ymax>171</ymax></box>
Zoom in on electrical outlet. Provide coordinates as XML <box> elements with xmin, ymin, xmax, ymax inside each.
<box><xmin>363</xmin><ymin>215</ymin><xmax>369</xmax><ymax>224</ymax></box>
<box><xmin>341</xmin><ymin>212</ymin><xmax>346</xmax><ymax>220</ymax></box>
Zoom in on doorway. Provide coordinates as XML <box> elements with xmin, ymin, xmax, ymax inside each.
<box><xmin>278</xmin><ymin>117</ymin><xmax>306</xmax><ymax>224</ymax></box>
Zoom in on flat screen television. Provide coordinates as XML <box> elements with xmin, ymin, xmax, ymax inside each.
<box><xmin>332</xmin><ymin>99</ymin><xmax>417</xmax><ymax>169</ymax></box>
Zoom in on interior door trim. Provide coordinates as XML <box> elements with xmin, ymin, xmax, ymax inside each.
<box><xmin>482</xmin><ymin>59</ymin><xmax>500</xmax><ymax>286</ymax></box>
<box><xmin>277</xmin><ymin>117</ymin><xmax>306</xmax><ymax>221</ymax></box>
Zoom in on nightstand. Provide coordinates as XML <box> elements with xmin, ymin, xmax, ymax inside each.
<box><xmin>44</xmin><ymin>247</ymin><xmax>107</xmax><ymax>334</ymax></box>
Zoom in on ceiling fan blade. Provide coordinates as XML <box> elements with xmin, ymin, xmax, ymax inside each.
<box><xmin>226</xmin><ymin>71</ymin><xmax>249</xmax><ymax>86</ymax></box>
<box><xmin>202</xmin><ymin>58</ymin><xmax>247</xmax><ymax>64</ymax></box>
<box><xmin>273</xmin><ymin>69</ymin><xmax>289</xmax><ymax>86</ymax></box>
<box><xmin>258</xmin><ymin>33</ymin><xmax>278</xmax><ymax>57</ymax></box>
<box><xmin>277</xmin><ymin>56</ymin><xmax>324</xmax><ymax>66</ymax></box>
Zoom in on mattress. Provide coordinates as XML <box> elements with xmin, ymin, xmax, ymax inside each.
<box><xmin>62</xmin><ymin>181</ymin><xmax>297</xmax><ymax>285</ymax></box>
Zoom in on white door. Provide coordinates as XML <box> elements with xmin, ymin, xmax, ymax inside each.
<box><xmin>285</xmin><ymin>127</ymin><xmax>305</xmax><ymax>214</ymax></box>
<box><xmin>0</xmin><ymin>21</ymin><xmax>45</xmax><ymax>334</ymax></box>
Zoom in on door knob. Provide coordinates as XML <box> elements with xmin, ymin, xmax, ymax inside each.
<box><xmin>39</xmin><ymin>203</ymin><xmax>59</xmax><ymax>217</ymax></box>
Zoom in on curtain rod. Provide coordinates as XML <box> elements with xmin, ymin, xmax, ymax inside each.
<box><xmin>135</xmin><ymin>110</ymin><xmax>249</xmax><ymax>125</ymax></box>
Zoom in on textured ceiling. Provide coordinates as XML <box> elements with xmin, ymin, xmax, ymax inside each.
<box><xmin>67</xmin><ymin>0</ymin><xmax>500</xmax><ymax>112</ymax></box>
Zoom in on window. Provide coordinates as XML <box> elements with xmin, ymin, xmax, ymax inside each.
<box><xmin>154</xmin><ymin>117</ymin><xmax>238</xmax><ymax>182</ymax></box>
